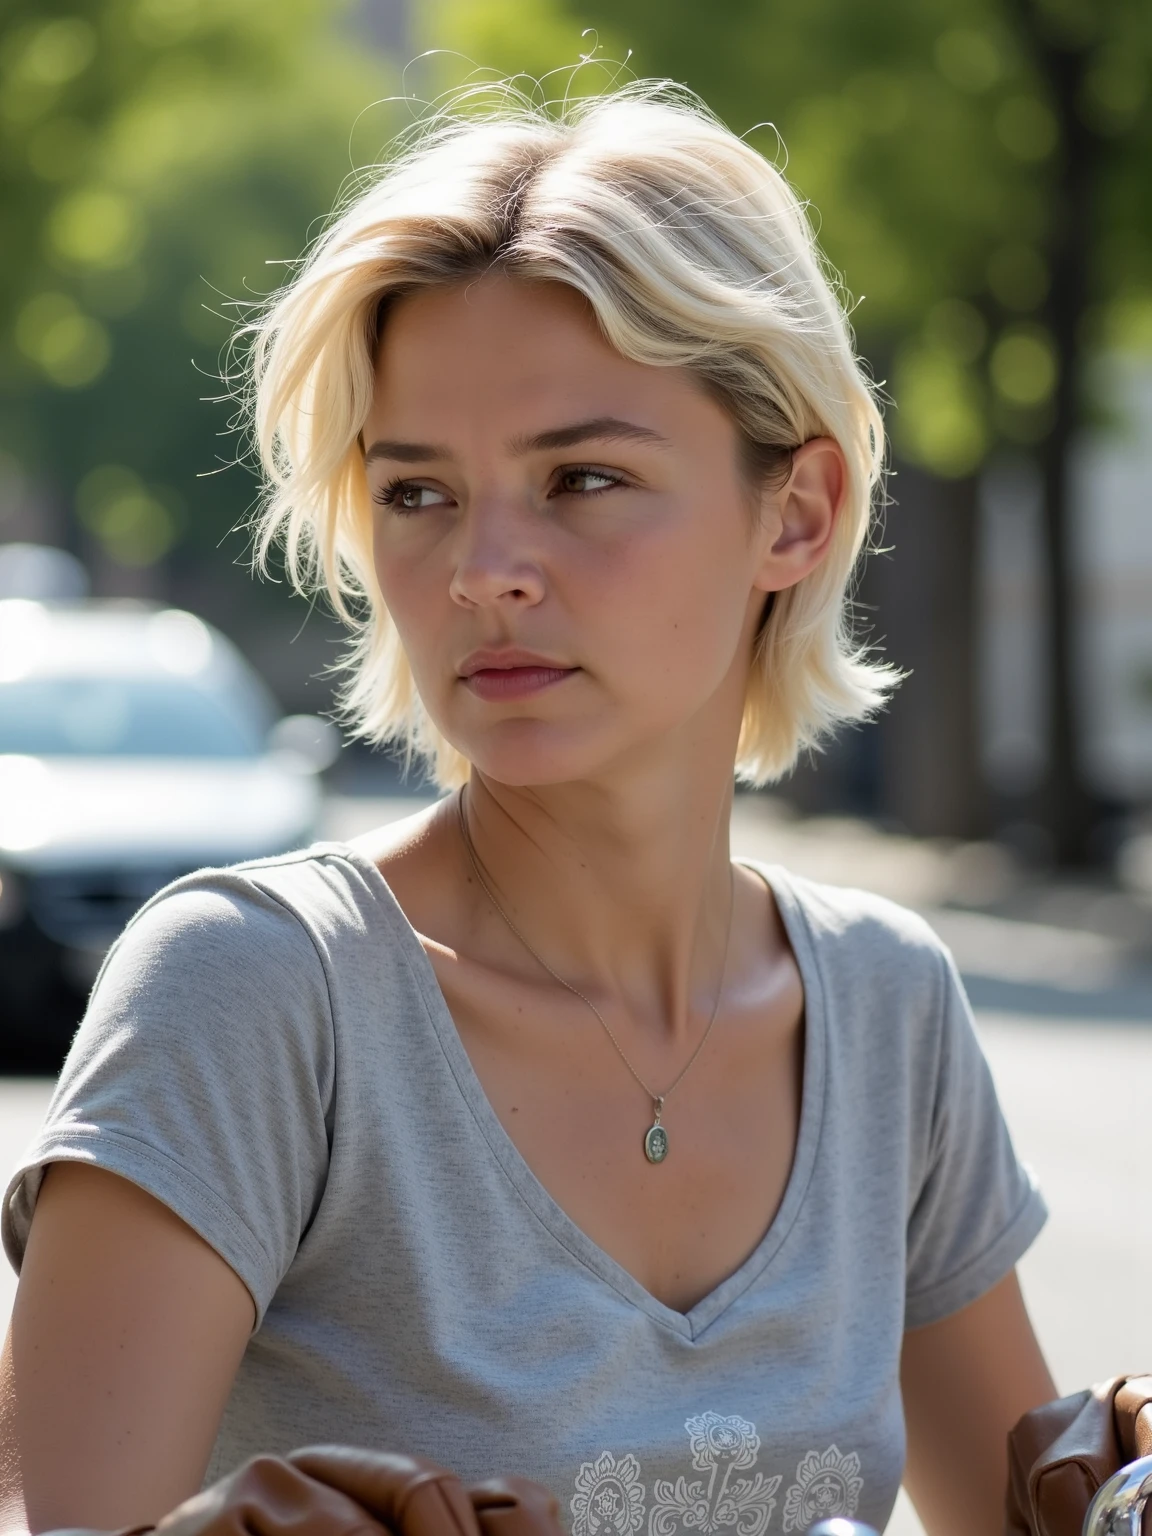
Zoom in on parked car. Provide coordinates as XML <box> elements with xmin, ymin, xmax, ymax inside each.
<box><xmin>0</xmin><ymin>596</ymin><xmax>337</xmax><ymax>1058</ymax></box>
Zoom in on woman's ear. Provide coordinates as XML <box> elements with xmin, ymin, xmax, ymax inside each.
<box><xmin>753</xmin><ymin>436</ymin><xmax>846</xmax><ymax>593</ymax></box>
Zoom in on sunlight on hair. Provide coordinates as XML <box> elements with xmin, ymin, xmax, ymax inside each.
<box><xmin>236</xmin><ymin>70</ymin><xmax>900</xmax><ymax>788</ymax></box>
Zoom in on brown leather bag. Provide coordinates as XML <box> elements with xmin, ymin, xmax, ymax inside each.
<box><xmin>52</xmin><ymin>1447</ymin><xmax>565</xmax><ymax>1536</ymax></box>
<box><xmin>1005</xmin><ymin>1373</ymin><xmax>1152</xmax><ymax>1536</ymax></box>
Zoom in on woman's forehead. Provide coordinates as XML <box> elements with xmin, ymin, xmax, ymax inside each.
<box><xmin>375</xmin><ymin>275</ymin><xmax>614</xmax><ymax>383</ymax></box>
<box><xmin>367</xmin><ymin>275</ymin><xmax>726</xmax><ymax>447</ymax></box>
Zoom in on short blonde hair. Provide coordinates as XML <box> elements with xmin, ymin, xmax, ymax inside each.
<box><xmin>246</xmin><ymin>78</ymin><xmax>896</xmax><ymax>787</ymax></box>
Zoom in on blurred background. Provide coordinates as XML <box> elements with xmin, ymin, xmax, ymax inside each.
<box><xmin>0</xmin><ymin>2</ymin><xmax>1149</xmax><ymax>1528</ymax></box>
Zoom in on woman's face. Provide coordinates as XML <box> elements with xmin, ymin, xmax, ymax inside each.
<box><xmin>363</xmin><ymin>273</ymin><xmax>831</xmax><ymax>786</ymax></box>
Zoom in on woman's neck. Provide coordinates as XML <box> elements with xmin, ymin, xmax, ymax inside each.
<box><xmin>459</xmin><ymin>755</ymin><xmax>739</xmax><ymax>1045</ymax></box>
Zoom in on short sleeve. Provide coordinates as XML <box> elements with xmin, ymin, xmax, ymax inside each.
<box><xmin>2</xmin><ymin>870</ymin><xmax>334</xmax><ymax>1326</ymax></box>
<box><xmin>903</xmin><ymin>947</ymin><xmax>1048</xmax><ymax>1330</ymax></box>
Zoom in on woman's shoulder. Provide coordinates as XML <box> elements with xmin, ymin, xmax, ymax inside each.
<box><xmin>745</xmin><ymin>857</ymin><xmax>954</xmax><ymax>999</ymax></box>
<box><xmin>752</xmin><ymin>854</ymin><xmax>952</xmax><ymax>958</ymax></box>
<box><xmin>116</xmin><ymin>840</ymin><xmax>391</xmax><ymax>956</ymax></box>
<box><xmin>84</xmin><ymin>841</ymin><xmax>415</xmax><ymax>1045</ymax></box>
<box><xmin>6</xmin><ymin>843</ymin><xmax>379</xmax><ymax>1320</ymax></box>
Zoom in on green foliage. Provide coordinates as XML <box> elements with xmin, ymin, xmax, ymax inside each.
<box><xmin>419</xmin><ymin>0</ymin><xmax>616</xmax><ymax>88</ymax></box>
<box><xmin>420</xmin><ymin>0</ymin><xmax>1152</xmax><ymax>480</ymax></box>
<box><xmin>5</xmin><ymin>0</ymin><xmax>1147</xmax><ymax>572</ymax></box>
<box><xmin>0</xmin><ymin>0</ymin><xmax>395</xmax><ymax>568</ymax></box>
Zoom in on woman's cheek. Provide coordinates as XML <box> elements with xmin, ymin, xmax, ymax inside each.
<box><xmin>373</xmin><ymin>562</ymin><xmax>451</xmax><ymax>705</ymax></box>
<box><xmin>617</xmin><ymin>530</ymin><xmax>741</xmax><ymax>662</ymax></box>
<box><xmin>374</xmin><ymin>530</ymin><xmax>437</xmax><ymax>620</ymax></box>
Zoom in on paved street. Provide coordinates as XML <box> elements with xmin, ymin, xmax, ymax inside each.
<box><xmin>2</xmin><ymin>797</ymin><xmax>1150</xmax><ymax>1532</ymax></box>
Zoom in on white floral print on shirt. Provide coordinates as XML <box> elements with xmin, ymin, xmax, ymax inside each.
<box><xmin>569</xmin><ymin>1414</ymin><xmax>862</xmax><ymax>1536</ymax></box>
<box><xmin>649</xmin><ymin>1412</ymin><xmax>780</xmax><ymax>1536</ymax></box>
<box><xmin>781</xmin><ymin>1445</ymin><xmax>864</xmax><ymax>1531</ymax></box>
<box><xmin>570</xmin><ymin>1451</ymin><xmax>647</xmax><ymax>1536</ymax></box>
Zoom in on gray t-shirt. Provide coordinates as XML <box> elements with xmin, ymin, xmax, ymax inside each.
<box><xmin>3</xmin><ymin>843</ymin><xmax>1048</xmax><ymax>1534</ymax></box>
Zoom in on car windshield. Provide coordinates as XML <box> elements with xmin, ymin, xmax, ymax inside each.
<box><xmin>0</xmin><ymin>675</ymin><xmax>266</xmax><ymax>758</ymax></box>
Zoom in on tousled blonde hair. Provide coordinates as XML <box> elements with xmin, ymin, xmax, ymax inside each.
<box><xmin>245</xmin><ymin>78</ymin><xmax>896</xmax><ymax>787</ymax></box>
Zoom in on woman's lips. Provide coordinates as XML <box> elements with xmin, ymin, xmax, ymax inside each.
<box><xmin>462</xmin><ymin>666</ymin><xmax>577</xmax><ymax>701</ymax></box>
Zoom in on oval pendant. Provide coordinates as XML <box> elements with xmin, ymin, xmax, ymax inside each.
<box><xmin>643</xmin><ymin>1122</ymin><xmax>669</xmax><ymax>1164</ymax></box>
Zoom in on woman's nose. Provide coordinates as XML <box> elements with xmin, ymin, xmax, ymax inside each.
<box><xmin>448</xmin><ymin>500</ymin><xmax>546</xmax><ymax>610</ymax></box>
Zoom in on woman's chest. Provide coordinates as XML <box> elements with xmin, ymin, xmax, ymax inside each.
<box><xmin>245</xmin><ymin>939</ymin><xmax>911</xmax><ymax>1529</ymax></box>
<box><xmin>429</xmin><ymin>953</ymin><xmax>806</xmax><ymax>1315</ymax></box>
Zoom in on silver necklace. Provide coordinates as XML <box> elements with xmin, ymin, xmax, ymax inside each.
<box><xmin>456</xmin><ymin>787</ymin><xmax>736</xmax><ymax>1165</ymax></box>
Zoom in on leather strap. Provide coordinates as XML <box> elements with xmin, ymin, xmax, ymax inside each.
<box><xmin>287</xmin><ymin>1449</ymin><xmax>483</xmax><ymax>1536</ymax></box>
<box><xmin>1116</xmin><ymin>1376</ymin><xmax>1152</xmax><ymax>1463</ymax></box>
<box><xmin>155</xmin><ymin>1454</ymin><xmax>390</xmax><ymax>1536</ymax></box>
<box><xmin>47</xmin><ymin>1448</ymin><xmax>564</xmax><ymax>1536</ymax></box>
<box><xmin>1006</xmin><ymin>1373</ymin><xmax>1152</xmax><ymax>1536</ymax></box>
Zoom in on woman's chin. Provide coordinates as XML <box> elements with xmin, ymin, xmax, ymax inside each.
<box><xmin>452</xmin><ymin>719</ymin><xmax>626</xmax><ymax>789</ymax></box>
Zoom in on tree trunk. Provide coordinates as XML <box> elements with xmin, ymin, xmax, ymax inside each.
<box><xmin>868</xmin><ymin>464</ymin><xmax>987</xmax><ymax>840</ymax></box>
<box><xmin>1013</xmin><ymin>3</ymin><xmax>1105</xmax><ymax>863</ymax></box>
<box><xmin>779</xmin><ymin>460</ymin><xmax>986</xmax><ymax>840</ymax></box>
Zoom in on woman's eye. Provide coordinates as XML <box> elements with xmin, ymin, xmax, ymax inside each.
<box><xmin>372</xmin><ymin>479</ymin><xmax>450</xmax><ymax>513</ymax></box>
<box><xmin>553</xmin><ymin>466</ymin><xmax>624</xmax><ymax>497</ymax></box>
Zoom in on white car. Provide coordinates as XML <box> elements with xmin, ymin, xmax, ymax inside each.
<box><xmin>0</xmin><ymin>597</ymin><xmax>337</xmax><ymax>1049</ymax></box>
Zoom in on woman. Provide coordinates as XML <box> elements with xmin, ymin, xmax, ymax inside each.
<box><xmin>1</xmin><ymin>80</ymin><xmax>1057</xmax><ymax>1536</ymax></box>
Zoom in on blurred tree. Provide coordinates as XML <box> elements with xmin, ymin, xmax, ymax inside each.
<box><xmin>422</xmin><ymin>0</ymin><xmax>1152</xmax><ymax>860</ymax></box>
<box><xmin>0</xmin><ymin>0</ymin><xmax>393</xmax><ymax>691</ymax></box>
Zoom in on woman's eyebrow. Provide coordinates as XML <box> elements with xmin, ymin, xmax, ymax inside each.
<box><xmin>364</xmin><ymin>438</ymin><xmax>451</xmax><ymax>465</ymax></box>
<box><xmin>362</xmin><ymin>416</ymin><xmax>671</xmax><ymax>466</ymax></box>
<box><xmin>509</xmin><ymin>416</ymin><xmax>673</xmax><ymax>453</ymax></box>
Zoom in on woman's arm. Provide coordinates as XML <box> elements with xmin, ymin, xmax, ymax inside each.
<box><xmin>900</xmin><ymin>1266</ymin><xmax>1058</xmax><ymax>1536</ymax></box>
<box><xmin>0</xmin><ymin>1163</ymin><xmax>255</xmax><ymax>1535</ymax></box>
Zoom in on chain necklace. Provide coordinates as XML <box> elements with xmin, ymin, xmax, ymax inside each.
<box><xmin>456</xmin><ymin>786</ymin><xmax>736</xmax><ymax>1165</ymax></box>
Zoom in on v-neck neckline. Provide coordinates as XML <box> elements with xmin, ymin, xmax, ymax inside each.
<box><xmin>330</xmin><ymin>842</ymin><xmax>828</xmax><ymax>1343</ymax></box>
